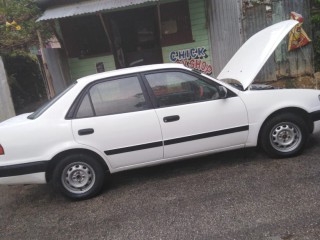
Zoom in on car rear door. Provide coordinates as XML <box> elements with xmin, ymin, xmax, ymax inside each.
<box><xmin>143</xmin><ymin>70</ymin><xmax>249</xmax><ymax>159</ymax></box>
<box><xmin>71</xmin><ymin>75</ymin><xmax>163</xmax><ymax>169</ymax></box>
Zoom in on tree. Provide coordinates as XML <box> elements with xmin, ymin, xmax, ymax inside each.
<box><xmin>0</xmin><ymin>0</ymin><xmax>50</xmax><ymax>114</ymax></box>
<box><xmin>0</xmin><ymin>0</ymin><xmax>16</xmax><ymax>120</ymax></box>
<box><xmin>0</xmin><ymin>0</ymin><xmax>6</xmax><ymax>24</ymax></box>
<box><xmin>0</xmin><ymin>0</ymin><xmax>51</xmax><ymax>54</ymax></box>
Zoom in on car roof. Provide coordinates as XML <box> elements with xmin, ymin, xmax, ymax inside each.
<box><xmin>76</xmin><ymin>63</ymin><xmax>190</xmax><ymax>85</ymax></box>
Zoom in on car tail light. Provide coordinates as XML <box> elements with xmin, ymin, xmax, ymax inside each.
<box><xmin>0</xmin><ymin>145</ymin><xmax>4</xmax><ymax>155</ymax></box>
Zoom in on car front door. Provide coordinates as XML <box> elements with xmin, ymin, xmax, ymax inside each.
<box><xmin>143</xmin><ymin>70</ymin><xmax>249</xmax><ymax>159</ymax></box>
<box><xmin>71</xmin><ymin>75</ymin><xmax>163</xmax><ymax>169</ymax></box>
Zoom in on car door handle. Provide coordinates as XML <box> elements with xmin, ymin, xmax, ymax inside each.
<box><xmin>163</xmin><ymin>115</ymin><xmax>180</xmax><ymax>123</ymax></box>
<box><xmin>78</xmin><ymin>128</ymin><xmax>94</xmax><ymax>136</ymax></box>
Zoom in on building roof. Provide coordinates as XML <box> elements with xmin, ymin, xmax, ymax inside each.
<box><xmin>37</xmin><ymin>0</ymin><xmax>159</xmax><ymax>21</ymax></box>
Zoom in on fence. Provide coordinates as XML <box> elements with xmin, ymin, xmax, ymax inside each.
<box><xmin>209</xmin><ymin>0</ymin><xmax>313</xmax><ymax>82</ymax></box>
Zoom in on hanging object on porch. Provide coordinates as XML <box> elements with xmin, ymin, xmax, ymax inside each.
<box><xmin>288</xmin><ymin>12</ymin><xmax>311</xmax><ymax>51</ymax></box>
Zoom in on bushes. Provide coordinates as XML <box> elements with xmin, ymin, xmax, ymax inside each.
<box><xmin>3</xmin><ymin>51</ymin><xmax>46</xmax><ymax>112</ymax></box>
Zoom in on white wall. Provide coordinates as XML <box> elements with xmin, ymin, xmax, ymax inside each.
<box><xmin>0</xmin><ymin>56</ymin><xmax>15</xmax><ymax>122</ymax></box>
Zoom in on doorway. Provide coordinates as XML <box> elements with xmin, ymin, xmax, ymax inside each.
<box><xmin>108</xmin><ymin>6</ymin><xmax>163</xmax><ymax>69</ymax></box>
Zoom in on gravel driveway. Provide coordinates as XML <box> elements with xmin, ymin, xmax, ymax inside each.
<box><xmin>1</xmin><ymin>134</ymin><xmax>320</xmax><ymax>240</ymax></box>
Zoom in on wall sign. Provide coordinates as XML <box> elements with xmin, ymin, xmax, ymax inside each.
<box><xmin>169</xmin><ymin>47</ymin><xmax>213</xmax><ymax>75</ymax></box>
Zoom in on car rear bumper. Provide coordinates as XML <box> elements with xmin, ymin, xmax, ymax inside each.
<box><xmin>0</xmin><ymin>161</ymin><xmax>47</xmax><ymax>184</ymax></box>
<box><xmin>0</xmin><ymin>172</ymin><xmax>46</xmax><ymax>184</ymax></box>
<box><xmin>311</xmin><ymin>110</ymin><xmax>320</xmax><ymax>133</ymax></box>
<box><xmin>313</xmin><ymin>119</ymin><xmax>320</xmax><ymax>134</ymax></box>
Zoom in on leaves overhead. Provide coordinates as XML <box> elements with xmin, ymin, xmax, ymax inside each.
<box><xmin>0</xmin><ymin>0</ymin><xmax>51</xmax><ymax>53</ymax></box>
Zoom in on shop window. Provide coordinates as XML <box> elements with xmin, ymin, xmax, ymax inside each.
<box><xmin>60</xmin><ymin>15</ymin><xmax>111</xmax><ymax>58</ymax></box>
<box><xmin>160</xmin><ymin>0</ymin><xmax>193</xmax><ymax>46</ymax></box>
<box><xmin>109</xmin><ymin>6</ymin><xmax>163</xmax><ymax>68</ymax></box>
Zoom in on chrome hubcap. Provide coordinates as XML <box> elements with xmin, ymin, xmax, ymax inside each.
<box><xmin>270</xmin><ymin>122</ymin><xmax>301</xmax><ymax>153</ymax></box>
<box><xmin>62</xmin><ymin>162</ymin><xmax>95</xmax><ymax>194</ymax></box>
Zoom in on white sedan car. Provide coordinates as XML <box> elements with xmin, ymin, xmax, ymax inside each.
<box><xmin>1</xmin><ymin>20</ymin><xmax>320</xmax><ymax>200</ymax></box>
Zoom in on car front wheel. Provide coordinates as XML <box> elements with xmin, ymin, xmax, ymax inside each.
<box><xmin>52</xmin><ymin>153</ymin><xmax>106</xmax><ymax>200</ymax></box>
<box><xmin>260</xmin><ymin>113</ymin><xmax>309</xmax><ymax>158</ymax></box>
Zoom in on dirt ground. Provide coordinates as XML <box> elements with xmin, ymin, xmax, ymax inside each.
<box><xmin>1</xmin><ymin>134</ymin><xmax>320</xmax><ymax>240</ymax></box>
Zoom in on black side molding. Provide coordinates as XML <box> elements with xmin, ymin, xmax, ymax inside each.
<box><xmin>164</xmin><ymin>125</ymin><xmax>249</xmax><ymax>146</ymax></box>
<box><xmin>104</xmin><ymin>125</ymin><xmax>249</xmax><ymax>156</ymax></box>
<box><xmin>105</xmin><ymin>141</ymin><xmax>163</xmax><ymax>155</ymax></box>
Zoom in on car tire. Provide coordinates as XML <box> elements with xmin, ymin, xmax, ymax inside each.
<box><xmin>260</xmin><ymin>113</ymin><xmax>309</xmax><ymax>158</ymax></box>
<box><xmin>52</xmin><ymin>153</ymin><xmax>106</xmax><ymax>200</ymax></box>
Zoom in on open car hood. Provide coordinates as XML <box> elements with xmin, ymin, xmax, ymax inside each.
<box><xmin>217</xmin><ymin>20</ymin><xmax>298</xmax><ymax>90</ymax></box>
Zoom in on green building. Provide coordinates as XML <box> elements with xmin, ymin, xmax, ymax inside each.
<box><xmin>37</xmin><ymin>0</ymin><xmax>313</xmax><ymax>95</ymax></box>
<box><xmin>38</xmin><ymin>0</ymin><xmax>213</xmax><ymax>83</ymax></box>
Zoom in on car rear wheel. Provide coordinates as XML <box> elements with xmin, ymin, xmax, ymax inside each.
<box><xmin>260</xmin><ymin>113</ymin><xmax>308</xmax><ymax>158</ymax></box>
<box><xmin>52</xmin><ymin>153</ymin><xmax>106</xmax><ymax>200</ymax></box>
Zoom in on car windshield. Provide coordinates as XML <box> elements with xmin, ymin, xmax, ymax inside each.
<box><xmin>28</xmin><ymin>83</ymin><xmax>76</xmax><ymax>120</ymax></box>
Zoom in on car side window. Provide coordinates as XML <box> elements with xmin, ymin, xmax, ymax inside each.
<box><xmin>76</xmin><ymin>94</ymin><xmax>95</xmax><ymax>118</ymax></box>
<box><xmin>76</xmin><ymin>76</ymin><xmax>148</xmax><ymax>118</ymax></box>
<box><xmin>145</xmin><ymin>71</ymin><xmax>220</xmax><ymax>107</ymax></box>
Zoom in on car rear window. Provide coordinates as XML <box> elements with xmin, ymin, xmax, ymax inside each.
<box><xmin>75</xmin><ymin>76</ymin><xmax>148</xmax><ymax>118</ymax></box>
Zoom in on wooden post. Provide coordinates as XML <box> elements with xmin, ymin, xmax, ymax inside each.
<box><xmin>157</xmin><ymin>2</ymin><xmax>162</xmax><ymax>40</ymax></box>
<box><xmin>37</xmin><ymin>30</ymin><xmax>55</xmax><ymax>99</ymax></box>
<box><xmin>98</xmin><ymin>13</ymin><xmax>114</xmax><ymax>53</ymax></box>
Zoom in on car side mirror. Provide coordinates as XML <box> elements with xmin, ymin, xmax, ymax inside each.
<box><xmin>218</xmin><ymin>86</ymin><xmax>228</xmax><ymax>99</ymax></box>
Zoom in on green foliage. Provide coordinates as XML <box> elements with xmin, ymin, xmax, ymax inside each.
<box><xmin>3</xmin><ymin>51</ymin><xmax>46</xmax><ymax>111</ymax></box>
<box><xmin>312</xmin><ymin>39</ymin><xmax>320</xmax><ymax>72</ymax></box>
<box><xmin>312</xmin><ymin>1</ymin><xmax>320</xmax><ymax>72</ymax></box>
<box><xmin>0</xmin><ymin>0</ymin><xmax>51</xmax><ymax>53</ymax></box>
<box><xmin>312</xmin><ymin>15</ymin><xmax>320</xmax><ymax>24</ymax></box>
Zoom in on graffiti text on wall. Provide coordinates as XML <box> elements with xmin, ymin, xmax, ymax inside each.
<box><xmin>169</xmin><ymin>47</ymin><xmax>213</xmax><ymax>75</ymax></box>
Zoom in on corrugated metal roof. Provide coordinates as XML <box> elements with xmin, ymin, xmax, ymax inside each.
<box><xmin>37</xmin><ymin>0</ymin><xmax>159</xmax><ymax>21</ymax></box>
